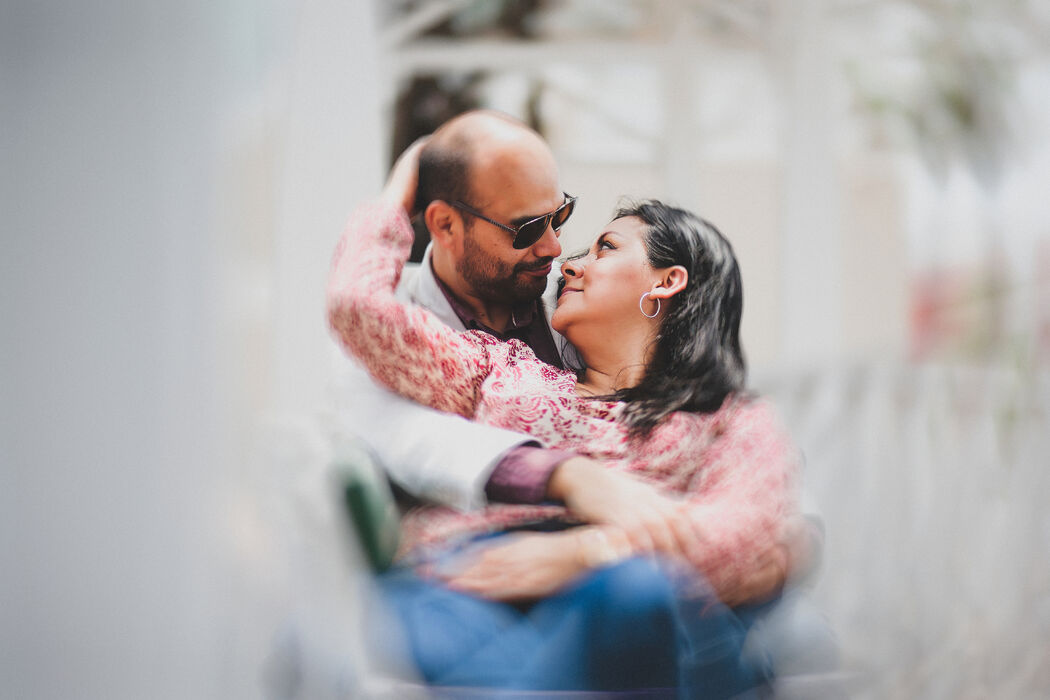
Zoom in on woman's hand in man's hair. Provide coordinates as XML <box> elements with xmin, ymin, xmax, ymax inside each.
<box><xmin>380</xmin><ymin>137</ymin><xmax>428</xmax><ymax>217</ymax></box>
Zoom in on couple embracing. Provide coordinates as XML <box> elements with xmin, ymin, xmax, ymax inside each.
<box><xmin>328</xmin><ymin>110</ymin><xmax>818</xmax><ymax>698</ymax></box>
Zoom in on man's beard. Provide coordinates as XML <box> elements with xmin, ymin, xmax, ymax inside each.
<box><xmin>456</xmin><ymin>226</ymin><xmax>551</xmax><ymax>305</ymax></box>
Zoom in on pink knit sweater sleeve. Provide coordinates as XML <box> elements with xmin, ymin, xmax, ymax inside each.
<box><xmin>669</xmin><ymin>399</ymin><xmax>800</xmax><ymax>595</ymax></box>
<box><xmin>326</xmin><ymin>201</ymin><xmax>493</xmax><ymax>419</ymax></box>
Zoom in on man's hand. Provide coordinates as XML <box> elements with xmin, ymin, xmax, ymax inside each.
<box><xmin>716</xmin><ymin>539</ymin><xmax>790</xmax><ymax>607</ymax></box>
<box><xmin>435</xmin><ymin>530</ymin><xmax>593</xmax><ymax>602</ymax></box>
<box><xmin>711</xmin><ymin>515</ymin><xmax>820</xmax><ymax>606</ymax></box>
<box><xmin>380</xmin><ymin>137</ymin><xmax>427</xmax><ymax>216</ymax></box>
<box><xmin>548</xmin><ymin>457</ymin><xmax>692</xmax><ymax>557</ymax></box>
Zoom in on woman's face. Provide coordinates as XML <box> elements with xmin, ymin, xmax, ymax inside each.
<box><xmin>550</xmin><ymin>216</ymin><xmax>660</xmax><ymax>335</ymax></box>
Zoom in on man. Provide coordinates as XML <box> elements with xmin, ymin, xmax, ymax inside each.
<box><xmin>336</xmin><ymin>110</ymin><xmax>823</xmax><ymax>692</ymax></box>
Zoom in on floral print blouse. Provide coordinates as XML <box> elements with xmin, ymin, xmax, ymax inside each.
<box><xmin>327</xmin><ymin>201</ymin><xmax>800</xmax><ymax>593</ymax></box>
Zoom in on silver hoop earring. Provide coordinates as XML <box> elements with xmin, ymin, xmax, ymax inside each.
<box><xmin>639</xmin><ymin>292</ymin><xmax>660</xmax><ymax>319</ymax></box>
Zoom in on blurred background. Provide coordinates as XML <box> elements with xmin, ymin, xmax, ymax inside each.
<box><xmin>3</xmin><ymin>0</ymin><xmax>1049</xmax><ymax>697</ymax></box>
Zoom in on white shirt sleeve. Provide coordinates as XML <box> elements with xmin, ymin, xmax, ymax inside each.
<box><xmin>329</xmin><ymin>360</ymin><xmax>535</xmax><ymax>511</ymax></box>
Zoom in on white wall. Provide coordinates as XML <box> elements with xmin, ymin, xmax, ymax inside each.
<box><xmin>1</xmin><ymin>1</ymin><xmax>384</xmax><ymax>696</ymax></box>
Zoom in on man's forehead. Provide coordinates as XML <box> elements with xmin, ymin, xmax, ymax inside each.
<box><xmin>481</xmin><ymin>187</ymin><xmax>564</xmax><ymax>224</ymax></box>
<box><xmin>470</xmin><ymin>155</ymin><xmax>562</xmax><ymax>216</ymax></box>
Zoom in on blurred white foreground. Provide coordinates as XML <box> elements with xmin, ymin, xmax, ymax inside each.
<box><xmin>4</xmin><ymin>1</ymin><xmax>1049</xmax><ymax>698</ymax></box>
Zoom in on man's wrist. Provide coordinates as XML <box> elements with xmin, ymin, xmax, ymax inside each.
<box><xmin>546</xmin><ymin>455</ymin><xmax>594</xmax><ymax>503</ymax></box>
<box><xmin>485</xmin><ymin>445</ymin><xmax>575</xmax><ymax>505</ymax></box>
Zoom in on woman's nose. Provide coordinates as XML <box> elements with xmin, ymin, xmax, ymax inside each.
<box><xmin>561</xmin><ymin>257</ymin><xmax>582</xmax><ymax>277</ymax></box>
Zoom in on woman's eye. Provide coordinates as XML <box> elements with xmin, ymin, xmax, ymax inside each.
<box><xmin>598</xmin><ymin>239</ymin><xmax>614</xmax><ymax>251</ymax></box>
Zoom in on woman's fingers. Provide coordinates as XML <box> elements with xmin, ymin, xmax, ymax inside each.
<box><xmin>621</xmin><ymin>516</ymin><xmax>656</xmax><ymax>553</ymax></box>
<box><xmin>623</xmin><ymin>507</ymin><xmax>675</xmax><ymax>555</ymax></box>
<box><xmin>380</xmin><ymin>137</ymin><xmax>428</xmax><ymax>216</ymax></box>
<box><xmin>667</xmin><ymin>511</ymin><xmax>708</xmax><ymax>563</ymax></box>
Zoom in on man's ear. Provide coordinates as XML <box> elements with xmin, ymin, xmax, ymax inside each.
<box><xmin>424</xmin><ymin>200</ymin><xmax>460</xmax><ymax>251</ymax></box>
<box><xmin>650</xmin><ymin>265</ymin><xmax>688</xmax><ymax>300</ymax></box>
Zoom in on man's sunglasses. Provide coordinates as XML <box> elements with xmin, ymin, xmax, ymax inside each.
<box><xmin>451</xmin><ymin>193</ymin><xmax>577</xmax><ymax>249</ymax></box>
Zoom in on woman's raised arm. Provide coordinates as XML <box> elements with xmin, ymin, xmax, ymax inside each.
<box><xmin>326</xmin><ymin>200</ymin><xmax>494</xmax><ymax>419</ymax></box>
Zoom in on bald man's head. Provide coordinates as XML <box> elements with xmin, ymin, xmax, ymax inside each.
<box><xmin>414</xmin><ymin>110</ymin><xmax>550</xmax><ymax>217</ymax></box>
<box><xmin>415</xmin><ymin>110</ymin><xmax>565</xmax><ymax>317</ymax></box>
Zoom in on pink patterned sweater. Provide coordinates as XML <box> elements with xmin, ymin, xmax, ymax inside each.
<box><xmin>327</xmin><ymin>202</ymin><xmax>800</xmax><ymax>593</ymax></box>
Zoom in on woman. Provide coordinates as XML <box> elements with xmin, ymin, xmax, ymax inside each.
<box><xmin>327</xmin><ymin>171</ymin><xmax>799</xmax><ymax>697</ymax></box>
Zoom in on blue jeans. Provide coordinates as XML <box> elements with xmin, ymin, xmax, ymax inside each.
<box><xmin>377</xmin><ymin>553</ymin><xmax>771</xmax><ymax>698</ymax></box>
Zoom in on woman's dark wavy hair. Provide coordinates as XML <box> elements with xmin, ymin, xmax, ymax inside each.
<box><xmin>610</xmin><ymin>199</ymin><xmax>748</xmax><ymax>437</ymax></box>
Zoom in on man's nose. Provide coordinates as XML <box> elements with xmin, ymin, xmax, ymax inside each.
<box><xmin>530</xmin><ymin>223</ymin><xmax>562</xmax><ymax>259</ymax></box>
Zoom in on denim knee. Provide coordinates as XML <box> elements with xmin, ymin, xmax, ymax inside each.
<box><xmin>576</xmin><ymin>558</ymin><xmax>679</xmax><ymax>687</ymax></box>
<box><xmin>585</xmin><ymin>557</ymin><xmax>678</xmax><ymax>627</ymax></box>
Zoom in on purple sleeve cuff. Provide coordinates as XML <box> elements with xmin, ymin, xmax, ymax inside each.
<box><xmin>484</xmin><ymin>444</ymin><xmax>577</xmax><ymax>505</ymax></box>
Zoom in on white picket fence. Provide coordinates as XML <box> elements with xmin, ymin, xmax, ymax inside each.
<box><xmin>759</xmin><ymin>361</ymin><xmax>1050</xmax><ymax>699</ymax></box>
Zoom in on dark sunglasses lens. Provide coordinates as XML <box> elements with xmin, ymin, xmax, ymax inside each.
<box><xmin>552</xmin><ymin>199</ymin><xmax>574</xmax><ymax>230</ymax></box>
<box><xmin>511</xmin><ymin>198</ymin><xmax>575</xmax><ymax>249</ymax></box>
<box><xmin>512</xmin><ymin>218</ymin><xmax>548</xmax><ymax>249</ymax></box>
